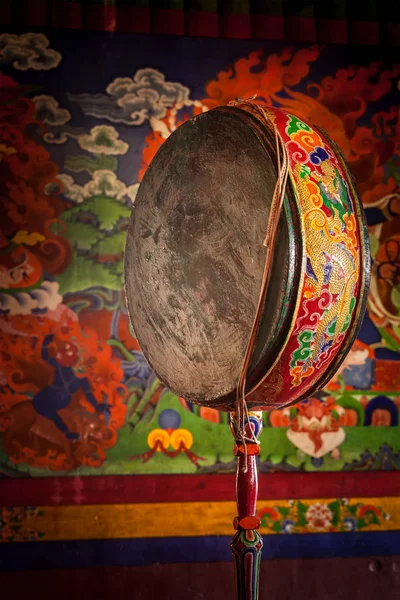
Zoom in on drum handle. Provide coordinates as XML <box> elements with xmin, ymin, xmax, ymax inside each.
<box><xmin>230</xmin><ymin>100</ymin><xmax>290</xmax><ymax>467</ymax></box>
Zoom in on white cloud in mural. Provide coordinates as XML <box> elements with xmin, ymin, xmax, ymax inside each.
<box><xmin>0</xmin><ymin>33</ymin><xmax>61</xmax><ymax>71</ymax></box>
<box><xmin>149</xmin><ymin>115</ymin><xmax>174</xmax><ymax>139</ymax></box>
<box><xmin>56</xmin><ymin>174</ymin><xmax>86</xmax><ymax>204</ymax></box>
<box><xmin>78</xmin><ymin>125</ymin><xmax>129</xmax><ymax>155</ymax></box>
<box><xmin>0</xmin><ymin>281</ymin><xmax>62</xmax><ymax>316</ymax></box>
<box><xmin>84</xmin><ymin>170</ymin><xmax>129</xmax><ymax>200</ymax></box>
<box><xmin>58</xmin><ymin>171</ymin><xmax>138</xmax><ymax>205</ymax></box>
<box><xmin>68</xmin><ymin>67</ymin><xmax>204</xmax><ymax>127</ymax></box>
<box><xmin>33</xmin><ymin>94</ymin><xmax>71</xmax><ymax>126</ymax></box>
<box><xmin>41</xmin><ymin>129</ymin><xmax>80</xmax><ymax>145</ymax></box>
<box><xmin>32</xmin><ymin>95</ymin><xmax>83</xmax><ymax>145</ymax></box>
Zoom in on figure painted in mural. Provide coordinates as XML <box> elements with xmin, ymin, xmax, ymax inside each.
<box><xmin>32</xmin><ymin>334</ymin><xmax>110</xmax><ymax>439</ymax></box>
<box><xmin>285</xmin><ymin>396</ymin><xmax>345</xmax><ymax>467</ymax></box>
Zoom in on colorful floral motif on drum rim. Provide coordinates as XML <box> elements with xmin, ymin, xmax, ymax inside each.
<box><xmin>245</xmin><ymin>105</ymin><xmax>368</xmax><ymax>409</ymax></box>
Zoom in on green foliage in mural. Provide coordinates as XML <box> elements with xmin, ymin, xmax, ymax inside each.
<box><xmin>57</xmin><ymin>194</ymin><xmax>131</xmax><ymax>294</ymax></box>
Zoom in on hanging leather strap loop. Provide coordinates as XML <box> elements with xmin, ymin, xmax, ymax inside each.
<box><xmin>228</xmin><ymin>99</ymin><xmax>290</xmax><ymax>469</ymax></box>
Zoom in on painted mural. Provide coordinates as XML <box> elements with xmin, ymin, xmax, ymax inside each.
<box><xmin>0</xmin><ymin>32</ymin><xmax>399</xmax><ymax>476</ymax></box>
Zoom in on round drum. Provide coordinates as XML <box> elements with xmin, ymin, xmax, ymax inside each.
<box><xmin>124</xmin><ymin>102</ymin><xmax>370</xmax><ymax>411</ymax></box>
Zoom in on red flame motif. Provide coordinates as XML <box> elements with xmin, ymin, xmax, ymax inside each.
<box><xmin>140</xmin><ymin>48</ymin><xmax>399</xmax><ymax>210</ymax></box>
<box><xmin>0</xmin><ymin>73</ymin><xmax>72</xmax><ymax>276</ymax></box>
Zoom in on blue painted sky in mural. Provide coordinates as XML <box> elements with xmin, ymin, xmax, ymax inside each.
<box><xmin>9</xmin><ymin>30</ymin><xmax>398</xmax><ymax>191</ymax></box>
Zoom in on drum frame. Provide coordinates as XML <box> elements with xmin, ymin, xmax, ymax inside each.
<box><xmin>124</xmin><ymin>101</ymin><xmax>371</xmax><ymax>600</ymax></box>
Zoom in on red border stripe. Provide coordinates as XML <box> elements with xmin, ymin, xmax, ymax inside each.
<box><xmin>1</xmin><ymin>471</ymin><xmax>399</xmax><ymax>506</ymax></box>
<box><xmin>0</xmin><ymin>4</ymin><xmax>394</xmax><ymax>47</ymax></box>
<box><xmin>351</xmin><ymin>20</ymin><xmax>380</xmax><ymax>45</ymax></box>
<box><xmin>220</xmin><ymin>13</ymin><xmax>251</xmax><ymax>39</ymax></box>
<box><xmin>317</xmin><ymin>18</ymin><xmax>348</xmax><ymax>44</ymax></box>
<box><xmin>116</xmin><ymin>6</ymin><xmax>151</xmax><ymax>34</ymax></box>
<box><xmin>153</xmin><ymin>8</ymin><xmax>185</xmax><ymax>36</ymax></box>
<box><xmin>251</xmin><ymin>14</ymin><xmax>284</xmax><ymax>41</ymax></box>
<box><xmin>186</xmin><ymin>10</ymin><xmax>219</xmax><ymax>38</ymax></box>
<box><xmin>285</xmin><ymin>16</ymin><xmax>317</xmax><ymax>43</ymax></box>
<box><xmin>52</xmin><ymin>1</ymin><xmax>82</xmax><ymax>30</ymax></box>
<box><xmin>85</xmin><ymin>4</ymin><xmax>117</xmax><ymax>32</ymax></box>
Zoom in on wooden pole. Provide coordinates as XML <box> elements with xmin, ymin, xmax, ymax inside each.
<box><xmin>230</xmin><ymin>410</ymin><xmax>263</xmax><ymax>600</ymax></box>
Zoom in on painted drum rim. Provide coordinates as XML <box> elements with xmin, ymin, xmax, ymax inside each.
<box><xmin>241</xmin><ymin>106</ymin><xmax>370</xmax><ymax>410</ymax></box>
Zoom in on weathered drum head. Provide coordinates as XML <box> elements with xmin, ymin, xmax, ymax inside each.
<box><xmin>125</xmin><ymin>107</ymin><xmax>300</xmax><ymax>407</ymax></box>
<box><xmin>126</xmin><ymin>103</ymin><xmax>370</xmax><ymax>411</ymax></box>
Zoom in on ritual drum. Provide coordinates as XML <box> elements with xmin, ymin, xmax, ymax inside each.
<box><xmin>124</xmin><ymin>101</ymin><xmax>370</xmax><ymax>411</ymax></box>
<box><xmin>124</xmin><ymin>100</ymin><xmax>370</xmax><ymax>600</ymax></box>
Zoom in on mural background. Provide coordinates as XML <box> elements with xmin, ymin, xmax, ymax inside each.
<box><xmin>0</xmin><ymin>4</ymin><xmax>400</xmax><ymax>585</ymax></box>
<box><xmin>0</xmin><ymin>32</ymin><xmax>399</xmax><ymax>478</ymax></box>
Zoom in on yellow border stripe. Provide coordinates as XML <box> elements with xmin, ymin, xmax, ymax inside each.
<box><xmin>1</xmin><ymin>497</ymin><xmax>399</xmax><ymax>543</ymax></box>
